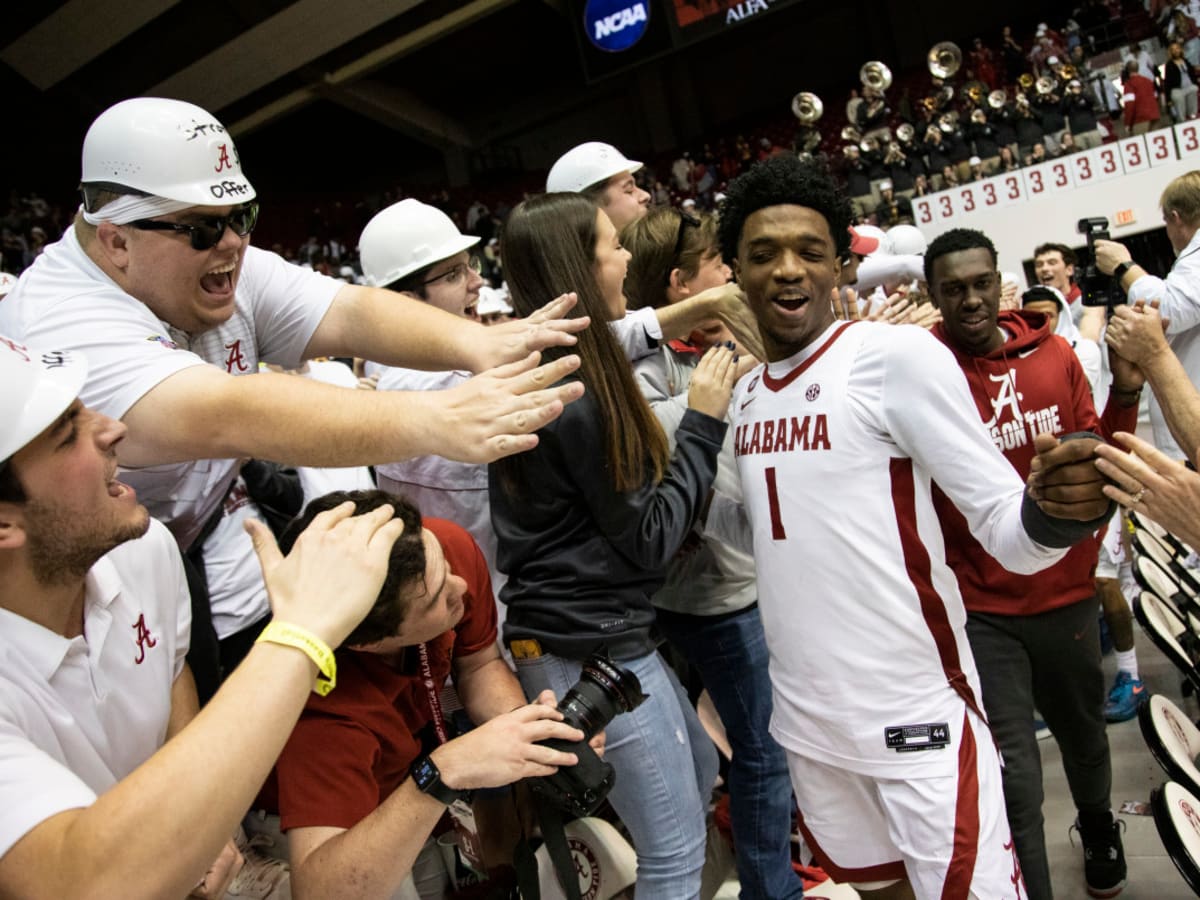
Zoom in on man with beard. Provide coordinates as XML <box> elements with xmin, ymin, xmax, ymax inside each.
<box><xmin>926</xmin><ymin>229</ymin><xmax>1141</xmax><ymax>899</ymax></box>
<box><xmin>0</xmin><ymin>98</ymin><xmax>589</xmax><ymax>697</ymax></box>
<box><xmin>720</xmin><ymin>155</ymin><xmax>1114</xmax><ymax>899</ymax></box>
<box><xmin>0</xmin><ymin>334</ymin><xmax>411</xmax><ymax>898</ymax></box>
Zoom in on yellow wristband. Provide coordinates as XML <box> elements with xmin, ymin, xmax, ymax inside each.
<box><xmin>256</xmin><ymin>621</ymin><xmax>337</xmax><ymax>696</ymax></box>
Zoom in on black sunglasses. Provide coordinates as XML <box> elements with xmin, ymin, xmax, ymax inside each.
<box><xmin>129</xmin><ymin>202</ymin><xmax>260</xmax><ymax>251</ymax></box>
<box><xmin>665</xmin><ymin>210</ymin><xmax>702</xmax><ymax>285</ymax></box>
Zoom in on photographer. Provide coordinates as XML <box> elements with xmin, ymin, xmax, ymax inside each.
<box><xmin>1094</xmin><ymin>170</ymin><xmax>1200</xmax><ymax>459</ymax></box>
<box><xmin>259</xmin><ymin>490</ymin><xmax>592</xmax><ymax>900</ymax></box>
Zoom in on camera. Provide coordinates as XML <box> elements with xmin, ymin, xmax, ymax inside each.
<box><xmin>529</xmin><ymin>652</ymin><xmax>648</xmax><ymax>818</ymax></box>
<box><xmin>1076</xmin><ymin>217</ymin><xmax>1125</xmax><ymax>308</ymax></box>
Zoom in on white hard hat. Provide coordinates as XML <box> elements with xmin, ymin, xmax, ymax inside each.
<box><xmin>0</xmin><ymin>335</ymin><xmax>88</xmax><ymax>461</ymax></box>
<box><xmin>81</xmin><ymin>97</ymin><xmax>256</xmax><ymax>206</ymax></box>
<box><xmin>853</xmin><ymin>224</ymin><xmax>889</xmax><ymax>256</ymax></box>
<box><xmin>358</xmin><ymin>199</ymin><xmax>480</xmax><ymax>288</ymax></box>
<box><xmin>0</xmin><ymin>272</ymin><xmax>17</xmax><ymax>298</ymax></box>
<box><xmin>885</xmin><ymin>224</ymin><xmax>928</xmax><ymax>256</ymax></box>
<box><xmin>546</xmin><ymin>142</ymin><xmax>643</xmax><ymax>193</ymax></box>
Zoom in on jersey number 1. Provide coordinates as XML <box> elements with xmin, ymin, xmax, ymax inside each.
<box><xmin>765</xmin><ymin>467</ymin><xmax>787</xmax><ymax>540</ymax></box>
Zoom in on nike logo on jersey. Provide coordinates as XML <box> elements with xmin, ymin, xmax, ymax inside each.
<box><xmin>739</xmin><ymin>395</ymin><xmax>756</xmax><ymax>412</ymax></box>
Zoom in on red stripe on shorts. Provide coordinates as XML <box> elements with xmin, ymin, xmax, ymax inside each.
<box><xmin>795</xmin><ymin>806</ymin><xmax>906</xmax><ymax>884</ymax></box>
<box><xmin>942</xmin><ymin>709</ymin><xmax>981</xmax><ymax>899</ymax></box>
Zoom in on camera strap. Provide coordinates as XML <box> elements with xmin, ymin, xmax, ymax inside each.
<box><xmin>527</xmin><ymin>793</ymin><xmax>584</xmax><ymax>900</ymax></box>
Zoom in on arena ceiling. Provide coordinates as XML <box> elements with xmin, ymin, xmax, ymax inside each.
<box><xmin>2</xmin><ymin>0</ymin><xmax>588</xmax><ymax>188</ymax></box>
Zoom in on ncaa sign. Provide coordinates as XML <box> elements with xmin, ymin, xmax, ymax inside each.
<box><xmin>584</xmin><ymin>0</ymin><xmax>649</xmax><ymax>52</ymax></box>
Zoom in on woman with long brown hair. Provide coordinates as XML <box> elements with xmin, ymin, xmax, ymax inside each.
<box><xmin>491</xmin><ymin>192</ymin><xmax>736</xmax><ymax>899</ymax></box>
<box><xmin>622</xmin><ymin>207</ymin><xmax>805</xmax><ymax>900</ymax></box>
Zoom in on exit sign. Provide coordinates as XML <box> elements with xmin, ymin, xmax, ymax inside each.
<box><xmin>1114</xmin><ymin>209</ymin><xmax>1136</xmax><ymax>226</ymax></box>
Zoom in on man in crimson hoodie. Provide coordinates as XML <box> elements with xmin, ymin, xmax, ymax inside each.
<box><xmin>924</xmin><ymin>229</ymin><xmax>1144</xmax><ymax>900</ymax></box>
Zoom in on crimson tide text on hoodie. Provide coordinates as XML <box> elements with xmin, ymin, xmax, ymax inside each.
<box><xmin>931</xmin><ymin>309</ymin><xmax>1138</xmax><ymax>616</ymax></box>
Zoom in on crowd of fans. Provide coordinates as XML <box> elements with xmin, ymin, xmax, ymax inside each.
<box><xmin>3</xmin><ymin>3</ymin><xmax>1200</xmax><ymax>897</ymax></box>
<box><xmin>2</xmin><ymin>5</ymin><xmax>1189</xmax><ymax>287</ymax></box>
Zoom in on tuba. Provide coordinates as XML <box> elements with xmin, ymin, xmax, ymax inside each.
<box><xmin>860</xmin><ymin>60</ymin><xmax>893</xmax><ymax>92</ymax></box>
<box><xmin>928</xmin><ymin>42</ymin><xmax>962</xmax><ymax>79</ymax></box>
<box><xmin>791</xmin><ymin>92</ymin><xmax>823</xmax><ymax>123</ymax></box>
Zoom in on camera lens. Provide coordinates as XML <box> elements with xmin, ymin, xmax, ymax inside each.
<box><xmin>557</xmin><ymin>654</ymin><xmax>648</xmax><ymax>738</ymax></box>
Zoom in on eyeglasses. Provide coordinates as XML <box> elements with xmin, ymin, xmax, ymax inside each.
<box><xmin>666</xmin><ymin>211</ymin><xmax>702</xmax><ymax>284</ymax></box>
<box><xmin>422</xmin><ymin>255</ymin><xmax>483</xmax><ymax>287</ymax></box>
<box><xmin>129</xmin><ymin>202</ymin><xmax>260</xmax><ymax>251</ymax></box>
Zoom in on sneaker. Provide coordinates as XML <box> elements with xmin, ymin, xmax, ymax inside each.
<box><xmin>227</xmin><ymin>831</ymin><xmax>292</xmax><ymax>899</ymax></box>
<box><xmin>1103</xmin><ymin>671</ymin><xmax>1147</xmax><ymax>723</ymax></box>
<box><xmin>1071</xmin><ymin>814</ymin><xmax>1127</xmax><ymax>898</ymax></box>
<box><xmin>1033</xmin><ymin>717</ymin><xmax>1052</xmax><ymax>740</ymax></box>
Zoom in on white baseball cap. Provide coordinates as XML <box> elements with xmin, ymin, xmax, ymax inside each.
<box><xmin>885</xmin><ymin>224</ymin><xmax>928</xmax><ymax>256</ymax></box>
<box><xmin>0</xmin><ymin>335</ymin><xmax>88</xmax><ymax>461</ymax></box>
<box><xmin>546</xmin><ymin>142</ymin><xmax>643</xmax><ymax>193</ymax></box>
<box><xmin>853</xmin><ymin>224</ymin><xmax>889</xmax><ymax>256</ymax></box>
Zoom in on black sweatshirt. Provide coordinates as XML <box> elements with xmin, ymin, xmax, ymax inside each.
<box><xmin>489</xmin><ymin>389</ymin><xmax>727</xmax><ymax>661</ymax></box>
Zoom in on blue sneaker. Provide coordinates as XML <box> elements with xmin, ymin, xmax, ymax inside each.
<box><xmin>1103</xmin><ymin>672</ymin><xmax>1147</xmax><ymax>723</ymax></box>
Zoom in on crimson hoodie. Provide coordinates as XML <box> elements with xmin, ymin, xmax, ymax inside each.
<box><xmin>930</xmin><ymin>310</ymin><xmax>1137</xmax><ymax>616</ymax></box>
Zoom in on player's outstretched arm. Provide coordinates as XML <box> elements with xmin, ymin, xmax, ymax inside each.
<box><xmin>118</xmin><ymin>353</ymin><xmax>586</xmax><ymax>469</ymax></box>
<box><xmin>0</xmin><ymin>504</ymin><xmax>403</xmax><ymax>900</ymax></box>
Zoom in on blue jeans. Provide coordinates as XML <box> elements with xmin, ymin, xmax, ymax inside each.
<box><xmin>514</xmin><ymin>649</ymin><xmax>717</xmax><ymax>900</ymax></box>
<box><xmin>657</xmin><ymin>606</ymin><xmax>804</xmax><ymax>900</ymax></box>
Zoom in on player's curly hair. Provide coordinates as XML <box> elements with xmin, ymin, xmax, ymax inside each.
<box><xmin>924</xmin><ymin>228</ymin><xmax>998</xmax><ymax>284</ymax></box>
<box><xmin>717</xmin><ymin>155</ymin><xmax>853</xmax><ymax>267</ymax></box>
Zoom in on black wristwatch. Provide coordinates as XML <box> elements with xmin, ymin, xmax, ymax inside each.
<box><xmin>411</xmin><ymin>754</ymin><xmax>471</xmax><ymax>805</ymax></box>
<box><xmin>1113</xmin><ymin>261</ymin><xmax>1133</xmax><ymax>282</ymax></box>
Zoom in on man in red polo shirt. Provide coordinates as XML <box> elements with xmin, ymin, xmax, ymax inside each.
<box><xmin>258</xmin><ymin>490</ymin><xmax>586</xmax><ymax>898</ymax></box>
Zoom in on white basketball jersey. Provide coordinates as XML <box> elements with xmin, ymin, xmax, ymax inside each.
<box><xmin>732</xmin><ymin>320</ymin><xmax>1063</xmax><ymax>776</ymax></box>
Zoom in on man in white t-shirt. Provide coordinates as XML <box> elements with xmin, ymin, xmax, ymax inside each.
<box><xmin>717</xmin><ymin>155</ymin><xmax>1115</xmax><ymax>899</ymax></box>
<box><xmin>0</xmin><ymin>98</ymin><xmax>589</xmax><ymax>685</ymax></box>
<box><xmin>0</xmin><ymin>333</ymin><xmax>414</xmax><ymax>898</ymax></box>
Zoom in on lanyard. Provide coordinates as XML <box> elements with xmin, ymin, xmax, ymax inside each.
<box><xmin>417</xmin><ymin>642</ymin><xmax>450</xmax><ymax>745</ymax></box>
